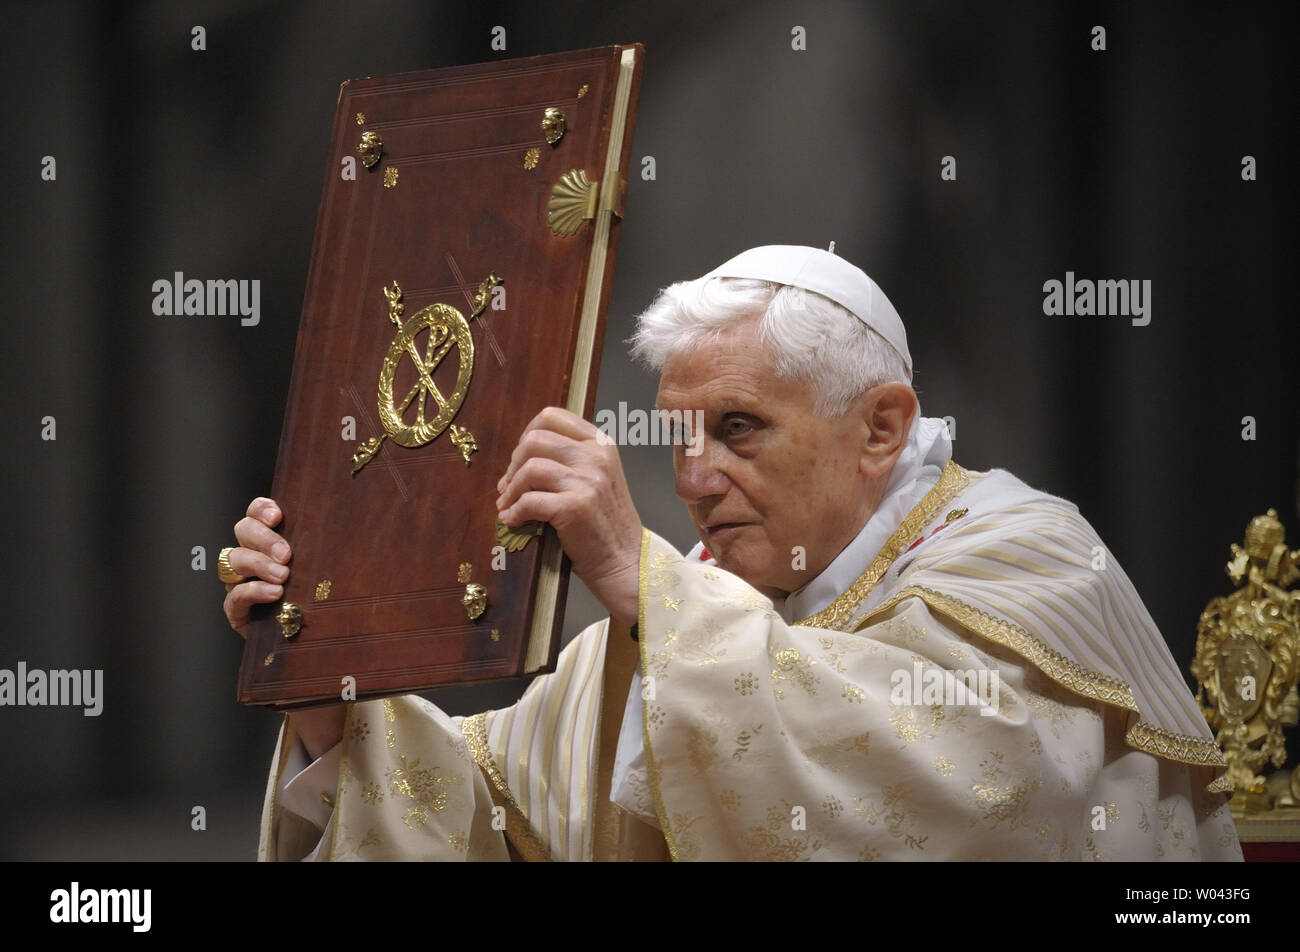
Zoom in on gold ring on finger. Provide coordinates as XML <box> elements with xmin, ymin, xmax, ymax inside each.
<box><xmin>217</xmin><ymin>546</ymin><xmax>248</xmax><ymax>584</ymax></box>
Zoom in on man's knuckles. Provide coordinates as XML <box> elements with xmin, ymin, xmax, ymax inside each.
<box><xmin>245</xmin><ymin>496</ymin><xmax>281</xmax><ymax>525</ymax></box>
<box><xmin>534</xmin><ymin>405</ymin><xmax>578</xmax><ymax>431</ymax></box>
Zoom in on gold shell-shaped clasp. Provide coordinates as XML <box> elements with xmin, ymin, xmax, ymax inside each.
<box><xmin>547</xmin><ymin>169</ymin><xmax>598</xmax><ymax>236</ymax></box>
<box><xmin>541</xmin><ymin>107</ymin><xmax>566</xmax><ymax>145</ymax></box>
<box><xmin>358</xmin><ymin>130</ymin><xmax>383</xmax><ymax>168</ymax></box>
<box><xmin>276</xmin><ymin>602</ymin><xmax>303</xmax><ymax>639</ymax></box>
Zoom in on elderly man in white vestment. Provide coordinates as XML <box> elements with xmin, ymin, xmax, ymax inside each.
<box><xmin>224</xmin><ymin>245</ymin><xmax>1243</xmax><ymax>861</ymax></box>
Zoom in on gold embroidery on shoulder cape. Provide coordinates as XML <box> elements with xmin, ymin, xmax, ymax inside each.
<box><xmin>795</xmin><ymin>460</ymin><xmax>975</xmax><ymax>631</ymax></box>
<box><xmin>789</xmin><ymin>461</ymin><xmax>1227</xmax><ymax>782</ymax></box>
<box><xmin>861</xmin><ymin>585</ymin><xmax>1227</xmax><ymax>771</ymax></box>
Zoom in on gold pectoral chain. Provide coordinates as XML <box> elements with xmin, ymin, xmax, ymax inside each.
<box><xmin>352</xmin><ymin>274</ymin><xmax>500</xmax><ymax>474</ymax></box>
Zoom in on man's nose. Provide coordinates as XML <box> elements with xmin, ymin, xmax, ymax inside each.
<box><xmin>674</xmin><ymin>438</ymin><xmax>730</xmax><ymax>503</ymax></box>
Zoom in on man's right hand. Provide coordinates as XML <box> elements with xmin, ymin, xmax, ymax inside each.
<box><xmin>225</xmin><ymin>496</ymin><xmax>345</xmax><ymax>760</ymax></box>
<box><xmin>223</xmin><ymin>496</ymin><xmax>292</xmax><ymax>631</ymax></box>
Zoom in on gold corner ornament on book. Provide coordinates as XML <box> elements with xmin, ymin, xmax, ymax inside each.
<box><xmin>1192</xmin><ymin>508</ymin><xmax>1300</xmax><ymax>815</ymax></box>
<box><xmin>238</xmin><ymin>44</ymin><xmax>645</xmax><ymax>709</ymax></box>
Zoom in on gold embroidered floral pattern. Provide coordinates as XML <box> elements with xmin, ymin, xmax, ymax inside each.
<box><xmin>332</xmin><ymin>826</ymin><xmax>382</xmax><ymax>860</ymax></box>
<box><xmin>818</xmin><ymin>634</ymin><xmax>867</xmax><ymax>673</ymax></box>
<box><xmin>770</xmin><ymin>645</ymin><xmax>818</xmax><ymax>700</ymax></box>
<box><xmin>648</xmin><ymin>551</ymin><xmax>681</xmax><ymax>597</ymax></box>
<box><xmin>685</xmin><ymin>725</ymin><xmax>720</xmax><ymax>772</ymax></box>
<box><xmin>1025</xmin><ymin>693</ymin><xmax>1080</xmax><ymax>739</ymax></box>
<box><xmin>1157</xmin><ymin>802</ymin><xmax>1180</xmax><ymax>834</ymax></box>
<box><xmin>386</xmin><ymin>754</ymin><xmax>462</xmax><ymax>830</ymax></box>
<box><xmin>645</xmin><ymin>703</ymin><xmax>666</xmax><ymax>732</ymax></box>
<box><xmin>969</xmin><ymin>750</ymin><xmax>1040</xmax><ymax>831</ymax></box>
<box><xmin>732</xmin><ymin>724</ymin><xmax>763</xmax><ymax>761</ymax></box>
<box><xmin>671</xmin><ymin>813</ymin><xmax>704</xmax><ymax>861</ymax></box>
<box><xmin>382</xmin><ymin>699</ymin><xmax>397</xmax><ymax>748</ymax></box>
<box><xmin>678</xmin><ymin>617</ymin><xmax>728</xmax><ymax>665</ymax></box>
<box><xmin>744</xmin><ymin>802</ymin><xmax>823</xmax><ymax>861</ymax></box>
<box><xmin>854</xmin><ymin>786</ymin><xmax>929</xmax><ymax>851</ymax></box>
<box><xmin>724</xmin><ymin>587</ymin><xmax>779</xmax><ymax>618</ymax></box>
<box><xmin>734</xmin><ymin>672</ymin><xmax>758</xmax><ymax>696</ymax></box>
<box><xmin>805</xmin><ymin>728</ymin><xmax>871</xmax><ymax>774</ymax></box>
<box><xmin>887</xmin><ymin>704</ymin><xmax>948</xmax><ymax>745</ymax></box>
<box><xmin>647</xmin><ymin>647</ymin><xmax>676</xmax><ymax>680</ymax></box>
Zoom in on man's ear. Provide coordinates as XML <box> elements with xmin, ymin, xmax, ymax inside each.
<box><xmin>859</xmin><ymin>383</ymin><xmax>918</xmax><ymax>479</ymax></box>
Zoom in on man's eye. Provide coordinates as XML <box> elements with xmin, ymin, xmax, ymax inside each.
<box><xmin>725</xmin><ymin>419</ymin><xmax>753</xmax><ymax>437</ymax></box>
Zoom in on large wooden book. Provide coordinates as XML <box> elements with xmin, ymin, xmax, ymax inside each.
<box><xmin>238</xmin><ymin>44</ymin><xmax>644</xmax><ymax>709</ymax></box>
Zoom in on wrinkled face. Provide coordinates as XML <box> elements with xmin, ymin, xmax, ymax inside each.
<box><xmin>656</xmin><ymin>319</ymin><xmax>877</xmax><ymax>596</ymax></box>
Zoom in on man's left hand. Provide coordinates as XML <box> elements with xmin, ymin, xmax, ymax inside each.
<box><xmin>496</xmin><ymin>407</ymin><xmax>642</xmax><ymax>626</ymax></box>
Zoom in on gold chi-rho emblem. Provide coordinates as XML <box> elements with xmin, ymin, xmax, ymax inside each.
<box><xmin>352</xmin><ymin>274</ymin><xmax>500</xmax><ymax>473</ymax></box>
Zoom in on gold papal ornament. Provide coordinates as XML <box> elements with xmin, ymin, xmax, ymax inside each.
<box><xmin>352</xmin><ymin>274</ymin><xmax>500</xmax><ymax>474</ymax></box>
<box><xmin>357</xmin><ymin>130</ymin><xmax>383</xmax><ymax>169</ymax></box>
<box><xmin>1191</xmin><ymin>509</ymin><xmax>1300</xmax><ymax>814</ymax></box>
<box><xmin>541</xmin><ymin>106</ymin><xmax>566</xmax><ymax>145</ymax></box>
<box><xmin>462</xmin><ymin>583</ymin><xmax>487</xmax><ymax>621</ymax></box>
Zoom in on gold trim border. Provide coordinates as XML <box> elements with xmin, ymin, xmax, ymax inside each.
<box><xmin>328</xmin><ymin>704</ymin><xmax>354</xmax><ymax>860</ymax></box>
<box><xmin>461</xmin><ymin>711</ymin><xmax>551</xmax><ymax>861</ymax></box>
<box><xmin>1206</xmin><ymin>775</ymin><xmax>1234</xmax><ymax>794</ymax></box>
<box><xmin>862</xmin><ymin>584</ymin><xmax>1228</xmax><ymax>773</ymax></box>
<box><xmin>795</xmin><ymin>460</ymin><xmax>975</xmax><ymax>631</ymax></box>
<box><xmin>1125</xmin><ymin>719</ymin><xmax>1228</xmax><ymax>770</ymax></box>
<box><xmin>636</xmin><ymin>528</ymin><xmax>680</xmax><ymax>861</ymax></box>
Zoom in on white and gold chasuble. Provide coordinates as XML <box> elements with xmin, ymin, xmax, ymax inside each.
<box><xmin>259</xmin><ymin>438</ymin><xmax>1242</xmax><ymax>861</ymax></box>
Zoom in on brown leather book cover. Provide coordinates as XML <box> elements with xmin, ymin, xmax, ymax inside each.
<box><xmin>238</xmin><ymin>44</ymin><xmax>644</xmax><ymax>708</ymax></box>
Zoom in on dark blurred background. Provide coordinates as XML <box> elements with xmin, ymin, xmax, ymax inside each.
<box><xmin>3</xmin><ymin>0</ymin><xmax>1295</xmax><ymax>859</ymax></box>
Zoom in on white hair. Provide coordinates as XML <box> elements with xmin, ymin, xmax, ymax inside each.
<box><xmin>628</xmin><ymin>277</ymin><xmax>912</xmax><ymax>416</ymax></box>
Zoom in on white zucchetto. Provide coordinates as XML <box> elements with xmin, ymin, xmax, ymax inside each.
<box><xmin>704</xmin><ymin>244</ymin><xmax>912</xmax><ymax>374</ymax></box>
